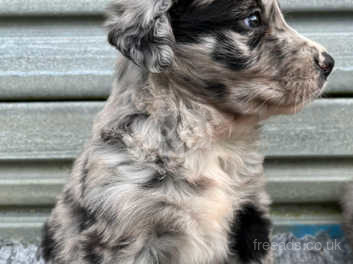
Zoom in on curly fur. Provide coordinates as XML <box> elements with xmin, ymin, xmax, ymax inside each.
<box><xmin>41</xmin><ymin>0</ymin><xmax>334</xmax><ymax>263</ymax></box>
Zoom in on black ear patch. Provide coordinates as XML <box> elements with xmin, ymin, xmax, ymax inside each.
<box><xmin>170</xmin><ymin>0</ymin><xmax>256</xmax><ymax>44</ymax></box>
<box><xmin>212</xmin><ymin>33</ymin><xmax>251</xmax><ymax>71</ymax></box>
<box><xmin>229</xmin><ymin>203</ymin><xmax>272</xmax><ymax>263</ymax></box>
<box><xmin>105</xmin><ymin>0</ymin><xmax>175</xmax><ymax>73</ymax></box>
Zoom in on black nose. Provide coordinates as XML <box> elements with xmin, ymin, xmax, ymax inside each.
<box><xmin>315</xmin><ymin>52</ymin><xmax>335</xmax><ymax>77</ymax></box>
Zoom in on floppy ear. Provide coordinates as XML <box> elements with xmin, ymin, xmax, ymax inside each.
<box><xmin>105</xmin><ymin>0</ymin><xmax>175</xmax><ymax>73</ymax></box>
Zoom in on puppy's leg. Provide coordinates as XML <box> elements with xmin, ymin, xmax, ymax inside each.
<box><xmin>227</xmin><ymin>199</ymin><xmax>273</xmax><ymax>264</ymax></box>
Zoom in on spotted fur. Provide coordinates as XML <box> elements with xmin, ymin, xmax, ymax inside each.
<box><xmin>41</xmin><ymin>0</ymin><xmax>334</xmax><ymax>263</ymax></box>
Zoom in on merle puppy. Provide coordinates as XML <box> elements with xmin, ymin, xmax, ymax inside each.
<box><xmin>41</xmin><ymin>0</ymin><xmax>334</xmax><ymax>263</ymax></box>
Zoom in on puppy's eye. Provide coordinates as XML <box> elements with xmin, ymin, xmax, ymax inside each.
<box><xmin>244</xmin><ymin>12</ymin><xmax>262</xmax><ymax>28</ymax></box>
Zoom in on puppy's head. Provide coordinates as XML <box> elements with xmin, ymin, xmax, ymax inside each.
<box><xmin>106</xmin><ymin>0</ymin><xmax>335</xmax><ymax>116</ymax></box>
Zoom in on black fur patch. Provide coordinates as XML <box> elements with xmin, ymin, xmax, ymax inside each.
<box><xmin>229</xmin><ymin>203</ymin><xmax>272</xmax><ymax>263</ymax></box>
<box><xmin>205</xmin><ymin>82</ymin><xmax>228</xmax><ymax>99</ymax></box>
<box><xmin>118</xmin><ymin>113</ymin><xmax>150</xmax><ymax>134</ymax></box>
<box><xmin>248</xmin><ymin>28</ymin><xmax>266</xmax><ymax>49</ymax></box>
<box><xmin>212</xmin><ymin>33</ymin><xmax>251</xmax><ymax>71</ymax></box>
<box><xmin>143</xmin><ymin>172</ymin><xmax>168</xmax><ymax>189</ymax></box>
<box><xmin>41</xmin><ymin>222</ymin><xmax>56</xmax><ymax>261</ymax></box>
<box><xmin>78</xmin><ymin>207</ymin><xmax>97</xmax><ymax>232</ymax></box>
<box><xmin>143</xmin><ymin>172</ymin><xmax>210</xmax><ymax>195</ymax></box>
<box><xmin>100</xmin><ymin>129</ymin><xmax>126</xmax><ymax>147</ymax></box>
<box><xmin>270</xmin><ymin>38</ymin><xmax>288</xmax><ymax>61</ymax></box>
<box><xmin>100</xmin><ymin>113</ymin><xmax>149</xmax><ymax>145</ymax></box>
<box><xmin>63</xmin><ymin>190</ymin><xmax>96</xmax><ymax>232</ymax></box>
<box><xmin>170</xmin><ymin>0</ymin><xmax>262</xmax><ymax>43</ymax></box>
<box><xmin>80</xmin><ymin>156</ymin><xmax>89</xmax><ymax>199</ymax></box>
<box><xmin>81</xmin><ymin>230</ymin><xmax>104</xmax><ymax>264</ymax></box>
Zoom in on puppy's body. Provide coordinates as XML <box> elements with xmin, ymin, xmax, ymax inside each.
<box><xmin>42</xmin><ymin>0</ymin><xmax>334</xmax><ymax>263</ymax></box>
<box><xmin>43</xmin><ymin>58</ymin><xmax>271</xmax><ymax>264</ymax></box>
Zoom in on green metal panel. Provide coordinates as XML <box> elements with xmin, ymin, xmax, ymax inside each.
<box><xmin>0</xmin><ymin>208</ymin><xmax>49</xmax><ymax>242</ymax></box>
<box><xmin>0</xmin><ymin>0</ymin><xmax>352</xmax><ymax>16</ymax></box>
<box><xmin>263</xmin><ymin>100</ymin><xmax>353</xmax><ymax>157</ymax></box>
<box><xmin>280</xmin><ymin>0</ymin><xmax>353</xmax><ymax>12</ymax></box>
<box><xmin>0</xmin><ymin>160</ymin><xmax>69</xmax><ymax>206</ymax></box>
<box><xmin>266</xmin><ymin>159</ymin><xmax>353</xmax><ymax>203</ymax></box>
<box><xmin>0</xmin><ymin>159</ymin><xmax>351</xmax><ymax>207</ymax></box>
<box><xmin>1</xmin><ymin>100</ymin><xmax>353</xmax><ymax>160</ymax></box>
<box><xmin>0</xmin><ymin>13</ymin><xmax>352</xmax><ymax>100</ymax></box>
<box><xmin>0</xmin><ymin>0</ymin><xmax>352</xmax><ymax>241</ymax></box>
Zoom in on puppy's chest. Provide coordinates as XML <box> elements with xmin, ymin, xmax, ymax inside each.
<box><xmin>181</xmin><ymin>142</ymin><xmax>264</xmax><ymax>235</ymax></box>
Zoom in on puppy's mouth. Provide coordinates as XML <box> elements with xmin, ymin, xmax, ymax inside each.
<box><xmin>281</xmin><ymin>90</ymin><xmax>322</xmax><ymax>115</ymax></box>
<box><xmin>268</xmin><ymin>82</ymin><xmax>325</xmax><ymax>116</ymax></box>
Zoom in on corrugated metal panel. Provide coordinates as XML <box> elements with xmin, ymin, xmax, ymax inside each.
<box><xmin>0</xmin><ymin>15</ymin><xmax>352</xmax><ymax>100</ymax></box>
<box><xmin>0</xmin><ymin>0</ymin><xmax>352</xmax><ymax>241</ymax></box>
<box><xmin>0</xmin><ymin>0</ymin><xmax>352</xmax><ymax>16</ymax></box>
<box><xmin>0</xmin><ymin>159</ymin><xmax>350</xmax><ymax>207</ymax></box>
<box><xmin>1</xmin><ymin>100</ymin><xmax>352</xmax><ymax>159</ymax></box>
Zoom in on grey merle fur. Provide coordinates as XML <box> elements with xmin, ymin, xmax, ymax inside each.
<box><xmin>41</xmin><ymin>0</ymin><xmax>334</xmax><ymax>263</ymax></box>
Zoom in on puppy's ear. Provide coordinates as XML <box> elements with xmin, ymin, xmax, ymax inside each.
<box><xmin>105</xmin><ymin>0</ymin><xmax>175</xmax><ymax>73</ymax></box>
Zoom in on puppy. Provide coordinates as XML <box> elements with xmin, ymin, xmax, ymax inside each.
<box><xmin>41</xmin><ymin>0</ymin><xmax>334</xmax><ymax>263</ymax></box>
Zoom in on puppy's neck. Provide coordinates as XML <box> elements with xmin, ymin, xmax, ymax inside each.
<box><xmin>148</xmin><ymin>70</ymin><xmax>262</xmax><ymax>141</ymax></box>
<box><xmin>98</xmin><ymin>59</ymin><xmax>261</xmax><ymax>158</ymax></box>
<box><xmin>146</xmin><ymin>71</ymin><xmax>263</xmax><ymax>184</ymax></box>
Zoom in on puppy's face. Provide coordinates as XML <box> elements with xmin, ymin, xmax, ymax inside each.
<box><xmin>169</xmin><ymin>0</ymin><xmax>335</xmax><ymax>115</ymax></box>
<box><xmin>106</xmin><ymin>0</ymin><xmax>335</xmax><ymax>116</ymax></box>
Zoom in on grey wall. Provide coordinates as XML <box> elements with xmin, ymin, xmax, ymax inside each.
<box><xmin>0</xmin><ymin>0</ymin><xmax>352</xmax><ymax>241</ymax></box>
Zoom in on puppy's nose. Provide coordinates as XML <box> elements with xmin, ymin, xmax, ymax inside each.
<box><xmin>315</xmin><ymin>52</ymin><xmax>335</xmax><ymax>77</ymax></box>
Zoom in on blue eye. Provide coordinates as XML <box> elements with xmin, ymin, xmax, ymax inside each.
<box><xmin>244</xmin><ymin>12</ymin><xmax>262</xmax><ymax>28</ymax></box>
